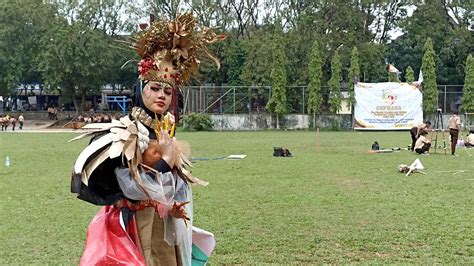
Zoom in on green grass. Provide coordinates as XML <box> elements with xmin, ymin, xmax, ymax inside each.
<box><xmin>1</xmin><ymin>131</ymin><xmax>473</xmax><ymax>264</ymax></box>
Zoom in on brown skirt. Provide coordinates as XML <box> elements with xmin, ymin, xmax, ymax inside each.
<box><xmin>135</xmin><ymin>207</ymin><xmax>182</xmax><ymax>266</ymax></box>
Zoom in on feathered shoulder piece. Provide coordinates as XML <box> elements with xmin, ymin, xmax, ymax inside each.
<box><xmin>69</xmin><ymin>116</ymin><xmax>149</xmax><ymax>187</ymax></box>
<box><xmin>70</xmin><ymin>113</ymin><xmax>208</xmax><ymax>188</ymax></box>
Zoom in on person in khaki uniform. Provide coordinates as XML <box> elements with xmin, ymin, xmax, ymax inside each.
<box><xmin>448</xmin><ymin>111</ymin><xmax>461</xmax><ymax>156</ymax></box>
<box><xmin>410</xmin><ymin>121</ymin><xmax>431</xmax><ymax>151</ymax></box>
<box><xmin>71</xmin><ymin>13</ymin><xmax>223</xmax><ymax>265</ymax></box>
<box><xmin>414</xmin><ymin>130</ymin><xmax>431</xmax><ymax>154</ymax></box>
<box><xmin>18</xmin><ymin>113</ymin><xmax>24</xmax><ymax>129</ymax></box>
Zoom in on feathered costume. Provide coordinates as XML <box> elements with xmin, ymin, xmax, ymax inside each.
<box><xmin>70</xmin><ymin>13</ymin><xmax>224</xmax><ymax>266</ymax></box>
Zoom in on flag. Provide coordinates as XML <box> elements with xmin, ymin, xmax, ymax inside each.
<box><xmin>417</xmin><ymin>69</ymin><xmax>423</xmax><ymax>83</ymax></box>
<box><xmin>387</xmin><ymin>63</ymin><xmax>400</xmax><ymax>73</ymax></box>
<box><xmin>406</xmin><ymin>158</ymin><xmax>424</xmax><ymax>176</ymax></box>
<box><xmin>192</xmin><ymin>227</ymin><xmax>216</xmax><ymax>265</ymax></box>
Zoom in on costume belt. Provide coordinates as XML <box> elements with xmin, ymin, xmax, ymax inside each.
<box><xmin>114</xmin><ymin>199</ymin><xmax>169</xmax><ymax>218</ymax></box>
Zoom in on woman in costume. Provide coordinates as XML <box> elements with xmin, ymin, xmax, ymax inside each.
<box><xmin>71</xmin><ymin>13</ymin><xmax>224</xmax><ymax>265</ymax></box>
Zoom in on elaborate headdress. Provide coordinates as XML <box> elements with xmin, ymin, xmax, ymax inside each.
<box><xmin>134</xmin><ymin>13</ymin><xmax>226</xmax><ymax>88</ymax></box>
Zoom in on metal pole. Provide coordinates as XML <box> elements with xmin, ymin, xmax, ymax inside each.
<box><xmin>205</xmin><ymin>87</ymin><xmax>208</xmax><ymax>112</ymax></box>
<box><xmin>199</xmin><ymin>86</ymin><xmax>202</xmax><ymax>112</ymax></box>
<box><xmin>182</xmin><ymin>87</ymin><xmax>188</xmax><ymax>114</ymax></box>
<box><xmin>249</xmin><ymin>87</ymin><xmax>251</xmax><ymax>114</ymax></box>
<box><xmin>200</xmin><ymin>88</ymin><xmax>235</xmax><ymax>113</ymax></box>
<box><xmin>233</xmin><ymin>87</ymin><xmax>236</xmax><ymax>114</ymax></box>
<box><xmin>443</xmin><ymin>85</ymin><xmax>447</xmax><ymax>113</ymax></box>
<box><xmin>302</xmin><ymin>87</ymin><xmax>305</xmax><ymax>114</ymax></box>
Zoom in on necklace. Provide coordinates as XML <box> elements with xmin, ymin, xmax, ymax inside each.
<box><xmin>131</xmin><ymin>106</ymin><xmax>175</xmax><ymax>138</ymax></box>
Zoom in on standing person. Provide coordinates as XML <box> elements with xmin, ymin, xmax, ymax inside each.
<box><xmin>52</xmin><ymin>107</ymin><xmax>58</xmax><ymax>120</ymax></box>
<box><xmin>2</xmin><ymin>115</ymin><xmax>9</xmax><ymax>131</ymax></box>
<box><xmin>18</xmin><ymin>113</ymin><xmax>24</xmax><ymax>130</ymax></box>
<box><xmin>10</xmin><ymin>116</ymin><xmax>17</xmax><ymax>131</ymax></box>
<box><xmin>47</xmin><ymin>106</ymin><xmax>52</xmax><ymax>119</ymax></box>
<box><xmin>414</xmin><ymin>130</ymin><xmax>431</xmax><ymax>155</ymax></box>
<box><xmin>448</xmin><ymin>111</ymin><xmax>461</xmax><ymax>156</ymax></box>
<box><xmin>410</xmin><ymin>121</ymin><xmax>432</xmax><ymax>151</ymax></box>
<box><xmin>71</xmin><ymin>13</ymin><xmax>223</xmax><ymax>265</ymax></box>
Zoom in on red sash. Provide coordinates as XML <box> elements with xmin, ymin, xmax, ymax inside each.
<box><xmin>80</xmin><ymin>206</ymin><xmax>145</xmax><ymax>266</ymax></box>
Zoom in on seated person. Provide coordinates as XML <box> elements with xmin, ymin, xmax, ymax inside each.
<box><xmin>410</xmin><ymin>121</ymin><xmax>431</xmax><ymax>151</ymax></box>
<box><xmin>465</xmin><ymin>129</ymin><xmax>474</xmax><ymax>148</ymax></box>
<box><xmin>371</xmin><ymin>141</ymin><xmax>380</xmax><ymax>150</ymax></box>
<box><xmin>273</xmin><ymin>147</ymin><xmax>292</xmax><ymax>157</ymax></box>
<box><xmin>414</xmin><ymin>130</ymin><xmax>431</xmax><ymax>154</ymax></box>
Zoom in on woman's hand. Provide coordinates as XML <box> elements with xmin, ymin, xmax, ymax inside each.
<box><xmin>169</xmin><ymin>201</ymin><xmax>190</xmax><ymax>220</ymax></box>
<box><xmin>158</xmin><ymin>130</ymin><xmax>177</xmax><ymax>167</ymax></box>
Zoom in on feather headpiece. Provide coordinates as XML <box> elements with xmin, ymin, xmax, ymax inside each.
<box><xmin>134</xmin><ymin>12</ymin><xmax>226</xmax><ymax>87</ymax></box>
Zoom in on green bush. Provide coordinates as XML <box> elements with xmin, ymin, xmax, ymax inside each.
<box><xmin>183</xmin><ymin>112</ymin><xmax>213</xmax><ymax>131</ymax></box>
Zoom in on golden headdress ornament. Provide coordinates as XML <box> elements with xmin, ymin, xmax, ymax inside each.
<box><xmin>134</xmin><ymin>13</ymin><xmax>226</xmax><ymax>87</ymax></box>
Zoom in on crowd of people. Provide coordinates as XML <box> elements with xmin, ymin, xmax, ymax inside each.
<box><xmin>47</xmin><ymin>106</ymin><xmax>59</xmax><ymax>120</ymax></box>
<box><xmin>0</xmin><ymin>113</ymin><xmax>24</xmax><ymax>131</ymax></box>
<box><xmin>409</xmin><ymin>111</ymin><xmax>473</xmax><ymax>156</ymax></box>
<box><xmin>73</xmin><ymin>113</ymin><xmax>120</xmax><ymax>124</ymax></box>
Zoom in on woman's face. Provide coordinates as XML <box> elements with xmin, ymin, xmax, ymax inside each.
<box><xmin>142</xmin><ymin>82</ymin><xmax>172</xmax><ymax>114</ymax></box>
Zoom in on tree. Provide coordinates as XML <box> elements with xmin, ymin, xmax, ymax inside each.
<box><xmin>186</xmin><ymin>0</ymin><xmax>231</xmax><ymax>30</ymax></box>
<box><xmin>348</xmin><ymin>47</ymin><xmax>360</xmax><ymax>109</ymax></box>
<box><xmin>38</xmin><ymin>20</ymin><xmax>114</xmax><ymax>113</ymax></box>
<box><xmin>107</xmin><ymin>42</ymin><xmax>138</xmax><ymax>96</ymax></box>
<box><xmin>240</xmin><ymin>29</ymin><xmax>273</xmax><ymax>85</ymax></box>
<box><xmin>388</xmin><ymin>1</ymin><xmax>472</xmax><ymax>85</ymax></box>
<box><xmin>224</xmin><ymin>39</ymin><xmax>246</xmax><ymax>86</ymax></box>
<box><xmin>421</xmin><ymin>37</ymin><xmax>438</xmax><ymax>114</ymax></box>
<box><xmin>388</xmin><ymin>72</ymin><xmax>400</xmax><ymax>82</ymax></box>
<box><xmin>365</xmin><ymin>0</ymin><xmax>411</xmax><ymax>44</ymax></box>
<box><xmin>358</xmin><ymin>43</ymin><xmax>387</xmax><ymax>82</ymax></box>
<box><xmin>461</xmin><ymin>54</ymin><xmax>474</xmax><ymax>113</ymax></box>
<box><xmin>405</xmin><ymin>66</ymin><xmax>415</xmax><ymax>82</ymax></box>
<box><xmin>4</xmin><ymin>0</ymin><xmax>472</xmax><ymax>115</ymax></box>
<box><xmin>0</xmin><ymin>1</ymin><xmax>56</xmax><ymax>96</ymax></box>
<box><xmin>284</xmin><ymin>17</ymin><xmax>314</xmax><ymax>113</ymax></box>
<box><xmin>328</xmin><ymin>50</ymin><xmax>342</xmax><ymax>113</ymax></box>
<box><xmin>266</xmin><ymin>22</ymin><xmax>287</xmax><ymax>129</ymax></box>
<box><xmin>307</xmin><ymin>39</ymin><xmax>322</xmax><ymax>128</ymax></box>
<box><xmin>36</xmin><ymin>0</ymin><xmax>137</xmax><ymax>114</ymax></box>
<box><xmin>144</xmin><ymin>0</ymin><xmax>181</xmax><ymax>19</ymax></box>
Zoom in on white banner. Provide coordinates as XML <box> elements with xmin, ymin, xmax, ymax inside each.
<box><xmin>28</xmin><ymin>96</ymin><xmax>37</xmax><ymax>105</ymax></box>
<box><xmin>354</xmin><ymin>82</ymin><xmax>423</xmax><ymax>130</ymax></box>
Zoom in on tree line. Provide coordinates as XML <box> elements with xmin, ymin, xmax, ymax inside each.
<box><xmin>0</xmin><ymin>0</ymin><xmax>472</xmax><ymax>114</ymax></box>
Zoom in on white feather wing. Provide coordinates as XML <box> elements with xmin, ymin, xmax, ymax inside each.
<box><xmin>73</xmin><ymin>133</ymin><xmax>113</xmax><ymax>174</ymax></box>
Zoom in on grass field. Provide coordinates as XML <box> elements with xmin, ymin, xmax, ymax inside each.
<box><xmin>1</xmin><ymin>130</ymin><xmax>473</xmax><ymax>264</ymax></box>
